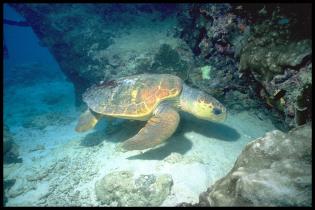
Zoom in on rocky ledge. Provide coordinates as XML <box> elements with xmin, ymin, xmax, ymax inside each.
<box><xmin>197</xmin><ymin>124</ymin><xmax>311</xmax><ymax>207</ymax></box>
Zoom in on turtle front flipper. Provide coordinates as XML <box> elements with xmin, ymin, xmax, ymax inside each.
<box><xmin>75</xmin><ymin>109</ymin><xmax>101</xmax><ymax>132</ymax></box>
<box><xmin>121</xmin><ymin>106</ymin><xmax>180</xmax><ymax>151</ymax></box>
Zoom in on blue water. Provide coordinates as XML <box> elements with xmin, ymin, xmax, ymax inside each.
<box><xmin>4</xmin><ymin>4</ymin><xmax>81</xmax><ymax>158</ymax></box>
<box><xmin>4</xmin><ymin>5</ymin><xmax>64</xmax><ymax>86</ymax></box>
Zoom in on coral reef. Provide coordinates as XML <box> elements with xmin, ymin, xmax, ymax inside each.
<box><xmin>149</xmin><ymin>43</ymin><xmax>191</xmax><ymax>80</ymax></box>
<box><xmin>9</xmin><ymin>4</ymin><xmax>312</xmax><ymax>128</ymax></box>
<box><xmin>3</xmin><ymin>125</ymin><xmax>21</xmax><ymax>164</ymax></box>
<box><xmin>239</xmin><ymin>40</ymin><xmax>311</xmax><ymax>81</ymax></box>
<box><xmin>95</xmin><ymin>170</ymin><xmax>173</xmax><ymax>206</ymax></box>
<box><xmin>175</xmin><ymin>4</ymin><xmax>250</xmax><ymax>102</ymax></box>
<box><xmin>133</xmin><ymin>42</ymin><xmax>194</xmax><ymax>81</ymax></box>
<box><xmin>175</xmin><ymin>4</ymin><xmax>312</xmax><ymax>129</ymax></box>
<box><xmin>200</xmin><ymin>124</ymin><xmax>312</xmax><ymax>206</ymax></box>
<box><xmin>238</xmin><ymin>6</ymin><xmax>312</xmax><ymax>128</ymax></box>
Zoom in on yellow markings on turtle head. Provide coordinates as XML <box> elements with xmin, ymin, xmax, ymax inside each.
<box><xmin>195</xmin><ymin>99</ymin><xmax>213</xmax><ymax>114</ymax></box>
<box><xmin>193</xmin><ymin>96</ymin><xmax>226</xmax><ymax>122</ymax></box>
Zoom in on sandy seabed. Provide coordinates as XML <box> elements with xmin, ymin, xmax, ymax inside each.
<box><xmin>4</xmin><ymin>78</ymin><xmax>276</xmax><ymax>206</ymax></box>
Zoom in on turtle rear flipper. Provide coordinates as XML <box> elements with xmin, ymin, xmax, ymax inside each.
<box><xmin>75</xmin><ymin>109</ymin><xmax>101</xmax><ymax>132</ymax></box>
<box><xmin>121</xmin><ymin>106</ymin><xmax>180</xmax><ymax>151</ymax></box>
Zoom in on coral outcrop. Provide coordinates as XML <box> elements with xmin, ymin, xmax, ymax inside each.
<box><xmin>200</xmin><ymin>124</ymin><xmax>312</xmax><ymax>206</ymax></box>
<box><xmin>175</xmin><ymin>3</ymin><xmax>260</xmax><ymax>112</ymax></box>
<box><xmin>176</xmin><ymin>4</ymin><xmax>312</xmax><ymax>129</ymax></box>
<box><xmin>238</xmin><ymin>9</ymin><xmax>312</xmax><ymax>127</ymax></box>
<box><xmin>149</xmin><ymin>43</ymin><xmax>192</xmax><ymax>80</ymax></box>
<box><xmin>239</xmin><ymin>40</ymin><xmax>311</xmax><ymax>82</ymax></box>
<box><xmin>95</xmin><ymin>170</ymin><xmax>173</xmax><ymax>206</ymax></box>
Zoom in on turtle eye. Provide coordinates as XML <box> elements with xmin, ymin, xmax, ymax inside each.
<box><xmin>213</xmin><ymin>108</ymin><xmax>222</xmax><ymax>115</ymax></box>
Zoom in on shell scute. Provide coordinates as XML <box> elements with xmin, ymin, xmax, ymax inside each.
<box><xmin>83</xmin><ymin>74</ymin><xmax>182</xmax><ymax>119</ymax></box>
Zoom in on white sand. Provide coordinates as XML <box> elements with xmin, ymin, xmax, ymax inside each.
<box><xmin>4</xmin><ymin>83</ymin><xmax>277</xmax><ymax>206</ymax></box>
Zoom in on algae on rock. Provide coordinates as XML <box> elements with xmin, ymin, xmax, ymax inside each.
<box><xmin>200</xmin><ymin>65</ymin><xmax>212</xmax><ymax>80</ymax></box>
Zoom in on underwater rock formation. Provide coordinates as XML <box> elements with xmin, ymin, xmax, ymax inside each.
<box><xmin>9</xmin><ymin>4</ymin><xmax>116</xmax><ymax>105</ymax></box>
<box><xmin>4</xmin><ymin>125</ymin><xmax>21</xmax><ymax>164</ymax></box>
<box><xmin>149</xmin><ymin>43</ymin><xmax>192</xmax><ymax>80</ymax></box>
<box><xmin>95</xmin><ymin>170</ymin><xmax>173</xmax><ymax>206</ymax></box>
<box><xmin>176</xmin><ymin>4</ymin><xmax>239</xmax><ymax>57</ymax></box>
<box><xmin>129</xmin><ymin>42</ymin><xmax>194</xmax><ymax>82</ymax></box>
<box><xmin>239</xmin><ymin>40</ymin><xmax>311</xmax><ymax>81</ymax></box>
<box><xmin>238</xmin><ymin>12</ymin><xmax>312</xmax><ymax>128</ymax></box>
<box><xmin>175</xmin><ymin>3</ymin><xmax>254</xmax><ymax>105</ymax></box>
<box><xmin>175</xmin><ymin>4</ymin><xmax>312</xmax><ymax>129</ymax></box>
<box><xmin>201</xmin><ymin>124</ymin><xmax>312</xmax><ymax>206</ymax></box>
<box><xmin>9</xmin><ymin>4</ymin><xmax>182</xmax><ymax>106</ymax></box>
<box><xmin>10</xmin><ymin>3</ymin><xmax>312</xmax><ymax>127</ymax></box>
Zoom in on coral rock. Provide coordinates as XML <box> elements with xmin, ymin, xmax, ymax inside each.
<box><xmin>95</xmin><ymin>170</ymin><xmax>173</xmax><ymax>206</ymax></box>
<box><xmin>202</xmin><ymin>124</ymin><xmax>312</xmax><ymax>206</ymax></box>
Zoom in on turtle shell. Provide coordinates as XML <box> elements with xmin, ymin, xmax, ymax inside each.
<box><xmin>83</xmin><ymin>74</ymin><xmax>182</xmax><ymax>119</ymax></box>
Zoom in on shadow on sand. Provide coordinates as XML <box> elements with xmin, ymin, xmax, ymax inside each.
<box><xmin>80</xmin><ymin>113</ymin><xmax>240</xmax><ymax>160</ymax></box>
<box><xmin>80</xmin><ymin>119</ymin><xmax>144</xmax><ymax>147</ymax></box>
<box><xmin>179</xmin><ymin>113</ymin><xmax>240</xmax><ymax>142</ymax></box>
<box><xmin>127</xmin><ymin>113</ymin><xmax>240</xmax><ymax>160</ymax></box>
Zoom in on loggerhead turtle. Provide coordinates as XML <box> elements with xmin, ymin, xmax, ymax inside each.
<box><xmin>75</xmin><ymin>74</ymin><xmax>227</xmax><ymax>151</ymax></box>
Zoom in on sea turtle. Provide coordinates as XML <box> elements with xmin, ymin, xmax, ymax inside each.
<box><xmin>76</xmin><ymin>74</ymin><xmax>227</xmax><ymax>151</ymax></box>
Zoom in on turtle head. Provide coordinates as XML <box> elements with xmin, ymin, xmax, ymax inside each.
<box><xmin>180</xmin><ymin>85</ymin><xmax>227</xmax><ymax>122</ymax></box>
<box><xmin>192</xmin><ymin>94</ymin><xmax>227</xmax><ymax>122</ymax></box>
